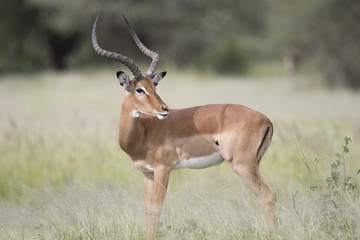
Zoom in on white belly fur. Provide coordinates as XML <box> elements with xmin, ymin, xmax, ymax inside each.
<box><xmin>173</xmin><ymin>152</ymin><xmax>224</xmax><ymax>170</ymax></box>
<box><xmin>133</xmin><ymin>164</ymin><xmax>154</xmax><ymax>173</ymax></box>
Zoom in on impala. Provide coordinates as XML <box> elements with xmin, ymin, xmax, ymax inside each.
<box><xmin>92</xmin><ymin>15</ymin><xmax>276</xmax><ymax>239</ymax></box>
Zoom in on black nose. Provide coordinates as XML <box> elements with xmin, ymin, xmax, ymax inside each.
<box><xmin>161</xmin><ymin>106</ymin><xmax>169</xmax><ymax>112</ymax></box>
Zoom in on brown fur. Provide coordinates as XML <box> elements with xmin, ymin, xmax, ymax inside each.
<box><xmin>119</xmin><ymin>77</ymin><xmax>275</xmax><ymax>239</ymax></box>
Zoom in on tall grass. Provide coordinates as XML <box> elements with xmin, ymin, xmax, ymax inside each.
<box><xmin>0</xmin><ymin>70</ymin><xmax>359</xmax><ymax>239</ymax></box>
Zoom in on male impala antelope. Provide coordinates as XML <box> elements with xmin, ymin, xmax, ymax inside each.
<box><xmin>92</xmin><ymin>15</ymin><xmax>276</xmax><ymax>239</ymax></box>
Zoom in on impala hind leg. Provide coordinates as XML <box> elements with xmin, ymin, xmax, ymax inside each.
<box><xmin>230</xmin><ymin>160</ymin><xmax>276</xmax><ymax>227</ymax></box>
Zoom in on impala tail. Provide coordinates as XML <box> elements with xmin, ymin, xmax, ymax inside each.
<box><xmin>257</xmin><ymin>124</ymin><xmax>273</xmax><ymax>162</ymax></box>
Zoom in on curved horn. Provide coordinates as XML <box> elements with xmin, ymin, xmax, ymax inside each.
<box><xmin>92</xmin><ymin>15</ymin><xmax>143</xmax><ymax>81</ymax></box>
<box><xmin>123</xmin><ymin>15</ymin><xmax>160</xmax><ymax>78</ymax></box>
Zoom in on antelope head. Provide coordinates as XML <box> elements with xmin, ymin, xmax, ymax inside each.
<box><xmin>92</xmin><ymin>15</ymin><xmax>169</xmax><ymax>120</ymax></box>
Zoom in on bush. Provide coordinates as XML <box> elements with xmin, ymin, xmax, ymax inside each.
<box><xmin>197</xmin><ymin>38</ymin><xmax>249</xmax><ymax>75</ymax></box>
<box><xmin>294</xmin><ymin>136</ymin><xmax>360</xmax><ymax>238</ymax></box>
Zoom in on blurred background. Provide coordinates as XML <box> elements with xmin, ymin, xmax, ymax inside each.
<box><xmin>1</xmin><ymin>0</ymin><xmax>360</xmax><ymax>87</ymax></box>
<box><xmin>1</xmin><ymin>0</ymin><xmax>360</xmax><ymax>239</ymax></box>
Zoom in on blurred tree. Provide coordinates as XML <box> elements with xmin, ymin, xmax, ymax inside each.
<box><xmin>0</xmin><ymin>0</ymin><xmax>266</xmax><ymax>74</ymax></box>
<box><xmin>26</xmin><ymin>0</ymin><xmax>97</xmax><ymax>70</ymax></box>
<box><xmin>2</xmin><ymin>0</ymin><xmax>359</xmax><ymax>88</ymax></box>
<box><xmin>0</xmin><ymin>0</ymin><xmax>45</xmax><ymax>72</ymax></box>
<box><xmin>311</xmin><ymin>0</ymin><xmax>360</xmax><ymax>88</ymax></box>
<box><xmin>268</xmin><ymin>0</ymin><xmax>360</xmax><ymax>88</ymax></box>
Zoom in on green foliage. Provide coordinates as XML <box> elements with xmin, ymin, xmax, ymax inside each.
<box><xmin>2</xmin><ymin>0</ymin><xmax>360</xmax><ymax>88</ymax></box>
<box><xmin>0</xmin><ymin>0</ymin><xmax>46</xmax><ymax>72</ymax></box>
<box><xmin>197</xmin><ymin>38</ymin><xmax>249</xmax><ymax>74</ymax></box>
<box><xmin>311</xmin><ymin>1</ymin><xmax>360</xmax><ymax>88</ymax></box>
<box><xmin>0</xmin><ymin>0</ymin><xmax>266</xmax><ymax>74</ymax></box>
<box><xmin>270</xmin><ymin>0</ymin><xmax>360</xmax><ymax>88</ymax></box>
<box><xmin>309</xmin><ymin>136</ymin><xmax>359</xmax><ymax>238</ymax></box>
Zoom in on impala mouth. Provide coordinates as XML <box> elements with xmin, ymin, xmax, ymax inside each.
<box><xmin>156</xmin><ymin>111</ymin><xmax>169</xmax><ymax>120</ymax></box>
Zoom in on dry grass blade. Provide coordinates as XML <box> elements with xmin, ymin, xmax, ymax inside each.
<box><xmin>293</xmin><ymin>131</ymin><xmax>313</xmax><ymax>182</ymax></box>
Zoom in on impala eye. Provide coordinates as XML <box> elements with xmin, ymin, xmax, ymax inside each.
<box><xmin>136</xmin><ymin>88</ymin><xmax>145</xmax><ymax>94</ymax></box>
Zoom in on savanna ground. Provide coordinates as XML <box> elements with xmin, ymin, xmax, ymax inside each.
<box><xmin>0</xmin><ymin>69</ymin><xmax>360</xmax><ymax>239</ymax></box>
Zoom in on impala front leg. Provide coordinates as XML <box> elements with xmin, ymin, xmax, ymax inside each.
<box><xmin>144</xmin><ymin>172</ymin><xmax>154</xmax><ymax>239</ymax></box>
<box><xmin>145</xmin><ymin>166</ymin><xmax>171</xmax><ymax>240</ymax></box>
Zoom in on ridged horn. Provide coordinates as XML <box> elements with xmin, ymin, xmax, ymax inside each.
<box><xmin>92</xmin><ymin>15</ymin><xmax>144</xmax><ymax>81</ymax></box>
<box><xmin>123</xmin><ymin>15</ymin><xmax>160</xmax><ymax>78</ymax></box>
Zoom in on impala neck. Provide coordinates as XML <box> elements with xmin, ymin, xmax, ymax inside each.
<box><xmin>118</xmin><ymin>95</ymin><xmax>144</xmax><ymax>155</ymax></box>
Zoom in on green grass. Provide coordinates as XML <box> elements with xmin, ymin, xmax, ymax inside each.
<box><xmin>0</xmin><ymin>70</ymin><xmax>359</xmax><ymax>239</ymax></box>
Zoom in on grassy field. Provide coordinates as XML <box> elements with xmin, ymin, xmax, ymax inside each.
<box><xmin>0</xmin><ymin>70</ymin><xmax>359</xmax><ymax>239</ymax></box>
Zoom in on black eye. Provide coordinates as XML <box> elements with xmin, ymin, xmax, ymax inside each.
<box><xmin>136</xmin><ymin>88</ymin><xmax>145</xmax><ymax>94</ymax></box>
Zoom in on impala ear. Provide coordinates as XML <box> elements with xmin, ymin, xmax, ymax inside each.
<box><xmin>152</xmin><ymin>71</ymin><xmax>167</xmax><ymax>86</ymax></box>
<box><xmin>116</xmin><ymin>71</ymin><xmax>131</xmax><ymax>91</ymax></box>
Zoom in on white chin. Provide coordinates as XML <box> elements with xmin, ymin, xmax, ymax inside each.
<box><xmin>156</xmin><ymin>114</ymin><xmax>168</xmax><ymax>120</ymax></box>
